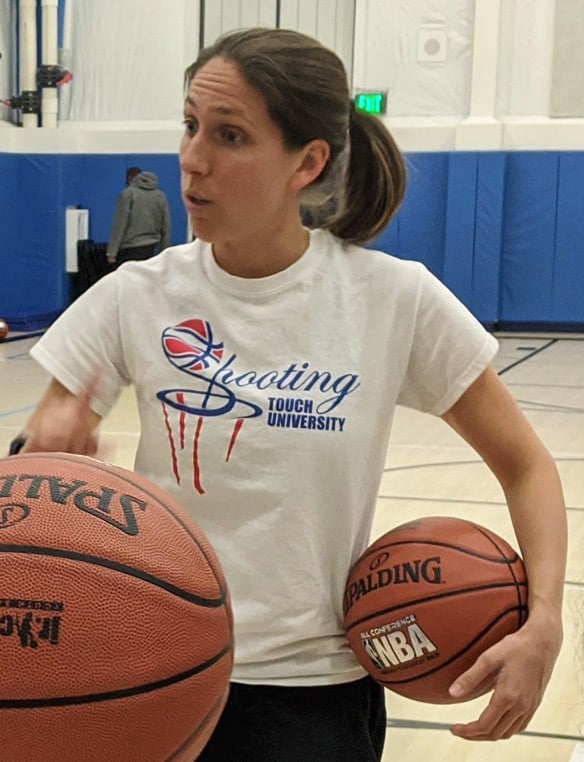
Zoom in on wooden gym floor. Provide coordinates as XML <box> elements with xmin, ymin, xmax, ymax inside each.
<box><xmin>0</xmin><ymin>331</ymin><xmax>582</xmax><ymax>761</ymax></box>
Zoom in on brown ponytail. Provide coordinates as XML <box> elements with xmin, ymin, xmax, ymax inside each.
<box><xmin>327</xmin><ymin>109</ymin><xmax>407</xmax><ymax>244</ymax></box>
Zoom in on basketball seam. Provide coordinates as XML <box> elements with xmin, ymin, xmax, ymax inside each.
<box><xmin>353</xmin><ymin>539</ymin><xmax>521</xmax><ymax>570</ymax></box>
<box><xmin>0</xmin><ymin>643</ymin><xmax>233</xmax><ymax>709</ymax></box>
<box><xmin>0</xmin><ymin>543</ymin><xmax>226</xmax><ymax>607</ymax></box>
<box><xmin>473</xmin><ymin>524</ymin><xmax>529</xmax><ymax>629</ymax></box>
<box><xmin>376</xmin><ymin>606</ymin><xmax>527</xmax><ymax>686</ymax></box>
<box><xmin>7</xmin><ymin>453</ymin><xmax>228</xmax><ymax>598</ymax></box>
<box><xmin>344</xmin><ymin>581</ymin><xmax>528</xmax><ymax>632</ymax></box>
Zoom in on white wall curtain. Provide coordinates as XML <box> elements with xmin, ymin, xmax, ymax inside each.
<box><xmin>279</xmin><ymin>0</ymin><xmax>356</xmax><ymax>81</ymax></box>
<box><xmin>62</xmin><ymin>0</ymin><xmax>356</xmax><ymax>124</ymax></box>
<box><xmin>202</xmin><ymin>0</ymin><xmax>277</xmax><ymax>44</ymax></box>
<box><xmin>550</xmin><ymin>0</ymin><xmax>583</xmax><ymax>117</ymax></box>
<box><xmin>195</xmin><ymin>0</ymin><xmax>356</xmax><ymax>86</ymax></box>
<box><xmin>496</xmin><ymin>0</ymin><xmax>556</xmax><ymax>118</ymax></box>
<box><xmin>353</xmin><ymin>0</ymin><xmax>475</xmax><ymax>118</ymax></box>
<box><xmin>63</xmin><ymin>0</ymin><xmax>200</xmax><ymax>122</ymax></box>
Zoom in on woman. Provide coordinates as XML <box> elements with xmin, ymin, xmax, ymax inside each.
<box><xmin>17</xmin><ymin>28</ymin><xmax>566</xmax><ymax>760</ymax></box>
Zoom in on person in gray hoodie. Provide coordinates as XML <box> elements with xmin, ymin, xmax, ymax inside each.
<box><xmin>107</xmin><ymin>167</ymin><xmax>171</xmax><ymax>265</ymax></box>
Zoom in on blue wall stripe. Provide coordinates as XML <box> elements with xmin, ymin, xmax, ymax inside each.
<box><xmin>442</xmin><ymin>152</ymin><xmax>478</xmax><ymax>312</ymax></box>
<box><xmin>499</xmin><ymin>153</ymin><xmax>560</xmax><ymax>323</ymax></box>
<box><xmin>552</xmin><ymin>152</ymin><xmax>584</xmax><ymax>322</ymax></box>
<box><xmin>473</xmin><ymin>152</ymin><xmax>506</xmax><ymax>324</ymax></box>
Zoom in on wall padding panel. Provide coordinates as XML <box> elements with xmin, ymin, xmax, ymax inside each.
<box><xmin>2</xmin><ymin>150</ymin><xmax>583</xmax><ymax>331</ymax></box>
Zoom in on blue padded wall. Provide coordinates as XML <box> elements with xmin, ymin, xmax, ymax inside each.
<box><xmin>371</xmin><ymin>153</ymin><xmax>449</xmax><ymax>281</ymax></box>
<box><xmin>552</xmin><ymin>152</ymin><xmax>584</xmax><ymax>324</ymax></box>
<box><xmin>372</xmin><ymin>150</ymin><xmax>583</xmax><ymax>331</ymax></box>
<box><xmin>0</xmin><ymin>154</ymin><xmax>66</xmax><ymax>329</ymax></box>
<box><xmin>371</xmin><ymin>151</ymin><xmax>506</xmax><ymax>327</ymax></box>
<box><xmin>1</xmin><ymin>149</ymin><xmax>583</xmax><ymax>331</ymax></box>
<box><xmin>497</xmin><ymin>151</ymin><xmax>584</xmax><ymax>330</ymax></box>
<box><xmin>443</xmin><ymin>152</ymin><xmax>505</xmax><ymax>325</ymax></box>
<box><xmin>442</xmin><ymin>152</ymin><xmax>479</xmax><ymax>307</ymax></box>
<box><xmin>499</xmin><ymin>152</ymin><xmax>560</xmax><ymax>326</ymax></box>
<box><xmin>0</xmin><ymin>153</ymin><xmax>186</xmax><ymax>330</ymax></box>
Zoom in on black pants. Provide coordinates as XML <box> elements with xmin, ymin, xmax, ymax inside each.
<box><xmin>117</xmin><ymin>243</ymin><xmax>157</xmax><ymax>264</ymax></box>
<box><xmin>197</xmin><ymin>676</ymin><xmax>386</xmax><ymax>761</ymax></box>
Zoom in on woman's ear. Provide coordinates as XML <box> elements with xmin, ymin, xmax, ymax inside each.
<box><xmin>290</xmin><ymin>140</ymin><xmax>331</xmax><ymax>192</ymax></box>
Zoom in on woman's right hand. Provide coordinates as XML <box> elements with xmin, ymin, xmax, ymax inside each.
<box><xmin>22</xmin><ymin>378</ymin><xmax>102</xmax><ymax>456</ymax></box>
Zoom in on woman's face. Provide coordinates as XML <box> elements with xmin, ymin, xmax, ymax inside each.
<box><xmin>180</xmin><ymin>56</ymin><xmax>314</xmax><ymax>248</ymax></box>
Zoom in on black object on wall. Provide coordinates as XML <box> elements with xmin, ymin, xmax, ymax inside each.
<box><xmin>72</xmin><ymin>239</ymin><xmax>112</xmax><ymax>300</ymax></box>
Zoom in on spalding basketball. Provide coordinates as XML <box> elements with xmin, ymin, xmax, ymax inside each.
<box><xmin>343</xmin><ymin>516</ymin><xmax>528</xmax><ymax>704</ymax></box>
<box><xmin>0</xmin><ymin>453</ymin><xmax>233</xmax><ymax>762</ymax></box>
<box><xmin>0</xmin><ymin>318</ymin><xmax>9</xmax><ymax>341</ymax></box>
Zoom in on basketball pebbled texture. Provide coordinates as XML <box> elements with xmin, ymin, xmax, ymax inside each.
<box><xmin>0</xmin><ymin>452</ymin><xmax>233</xmax><ymax>761</ymax></box>
<box><xmin>343</xmin><ymin>516</ymin><xmax>528</xmax><ymax>704</ymax></box>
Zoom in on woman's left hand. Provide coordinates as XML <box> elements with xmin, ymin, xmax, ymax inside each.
<box><xmin>448</xmin><ymin>610</ymin><xmax>562</xmax><ymax>740</ymax></box>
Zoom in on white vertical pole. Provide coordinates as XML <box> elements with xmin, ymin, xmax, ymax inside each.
<box><xmin>41</xmin><ymin>0</ymin><xmax>59</xmax><ymax>127</ymax></box>
<box><xmin>468</xmin><ymin>0</ymin><xmax>502</xmax><ymax>118</ymax></box>
<box><xmin>499</xmin><ymin>0</ymin><xmax>556</xmax><ymax>118</ymax></box>
<box><xmin>456</xmin><ymin>0</ymin><xmax>502</xmax><ymax>149</ymax></box>
<box><xmin>59</xmin><ymin>0</ymin><xmax>72</xmax><ymax>121</ymax></box>
<box><xmin>19</xmin><ymin>0</ymin><xmax>38</xmax><ymax>128</ymax></box>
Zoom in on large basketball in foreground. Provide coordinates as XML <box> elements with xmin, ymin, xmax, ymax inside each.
<box><xmin>0</xmin><ymin>453</ymin><xmax>233</xmax><ymax>762</ymax></box>
<box><xmin>343</xmin><ymin>516</ymin><xmax>527</xmax><ymax>704</ymax></box>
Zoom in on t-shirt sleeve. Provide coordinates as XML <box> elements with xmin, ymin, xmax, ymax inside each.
<box><xmin>29</xmin><ymin>274</ymin><xmax>131</xmax><ymax>418</ymax></box>
<box><xmin>396</xmin><ymin>266</ymin><xmax>499</xmax><ymax>416</ymax></box>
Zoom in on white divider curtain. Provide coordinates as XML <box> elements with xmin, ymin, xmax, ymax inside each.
<box><xmin>62</xmin><ymin>0</ymin><xmax>356</xmax><ymax>124</ymax></box>
<box><xmin>353</xmin><ymin>0</ymin><xmax>570</xmax><ymax>121</ymax></box>
<box><xmin>353</xmin><ymin>0</ymin><xmax>476</xmax><ymax>118</ymax></box>
<box><xmin>202</xmin><ymin>0</ymin><xmax>278</xmax><ymax>45</ymax></box>
<box><xmin>551</xmin><ymin>0</ymin><xmax>584</xmax><ymax>117</ymax></box>
<box><xmin>62</xmin><ymin>0</ymin><xmax>201</xmax><ymax>122</ymax></box>
<box><xmin>202</xmin><ymin>0</ymin><xmax>355</xmax><ymax>80</ymax></box>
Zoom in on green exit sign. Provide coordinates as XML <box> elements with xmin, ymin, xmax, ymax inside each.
<box><xmin>353</xmin><ymin>91</ymin><xmax>387</xmax><ymax>115</ymax></box>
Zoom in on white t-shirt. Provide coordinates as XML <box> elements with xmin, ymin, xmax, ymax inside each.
<box><xmin>31</xmin><ymin>229</ymin><xmax>498</xmax><ymax>686</ymax></box>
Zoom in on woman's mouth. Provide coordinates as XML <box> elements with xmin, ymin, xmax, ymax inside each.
<box><xmin>186</xmin><ymin>194</ymin><xmax>211</xmax><ymax>206</ymax></box>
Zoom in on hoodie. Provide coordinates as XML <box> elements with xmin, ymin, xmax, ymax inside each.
<box><xmin>107</xmin><ymin>172</ymin><xmax>171</xmax><ymax>257</ymax></box>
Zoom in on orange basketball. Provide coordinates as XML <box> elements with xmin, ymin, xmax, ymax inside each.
<box><xmin>0</xmin><ymin>318</ymin><xmax>9</xmax><ymax>341</ymax></box>
<box><xmin>343</xmin><ymin>516</ymin><xmax>528</xmax><ymax>704</ymax></box>
<box><xmin>0</xmin><ymin>453</ymin><xmax>233</xmax><ymax>761</ymax></box>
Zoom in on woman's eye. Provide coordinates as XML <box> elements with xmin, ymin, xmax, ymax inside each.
<box><xmin>222</xmin><ymin>128</ymin><xmax>244</xmax><ymax>145</ymax></box>
<box><xmin>182</xmin><ymin>119</ymin><xmax>197</xmax><ymax>136</ymax></box>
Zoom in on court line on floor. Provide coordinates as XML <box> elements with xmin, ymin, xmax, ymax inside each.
<box><xmin>495</xmin><ymin>334</ymin><xmax>584</xmax><ymax>342</ymax></box>
<box><xmin>386</xmin><ymin>717</ymin><xmax>583</xmax><ymax>742</ymax></box>
<box><xmin>0</xmin><ymin>405</ymin><xmax>35</xmax><ymax>419</ymax></box>
<box><xmin>515</xmin><ymin>399</ymin><xmax>584</xmax><ymax>414</ymax></box>
<box><xmin>565</xmin><ymin>581</ymin><xmax>584</xmax><ymax>591</ymax></box>
<box><xmin>384</xmin><ymin>458</ymin><xmax>483</xmax><ymax>472</ymax></box>
<box><xmin>376</xmin><ymin>494</ymin><xmax>584</xmax><ymax>513</ymax></box>
<box><xmin>378</xmin><ymin>495</ymin><xmax>505</xmax><ymax>506</ymax></box>
<box><xmin>507</xmin><ymin>382</ymin><xmax>584</xmax><ymax>390</ymax></box>
<box><xmin>497</xmin><ymin>339</ymin><xmax>558</xmax><ymax>376</ymax></box>
<box><xmin>0</xmin><ymin>331</ymin><xmax>45</xmax><ymax>344</ymax></box>
<box><xmin>383</xmin><ymin>456</ymin><xmax>584</xmax><ymax>473</ymax></box>
<box><xmin>0</xmin><ymin>351</ymin><xmax>34</xmax><ymax>360</ymax></box>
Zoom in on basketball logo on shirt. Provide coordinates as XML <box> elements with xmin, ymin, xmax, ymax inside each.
<box><xmin>158</xmin><ymin>318</ymin><xmax>360</xmax><ymax>494</ymax></box>
<box><xmin>162</xmin><ymin>319</ymin><xmax>224</xmax><ymax>373</ymax></box>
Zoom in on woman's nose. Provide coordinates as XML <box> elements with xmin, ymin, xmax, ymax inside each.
<box><xmin>180</xmin><ymin>134</ymin><xmax>211</xmax><ymax>175</ymax></box>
